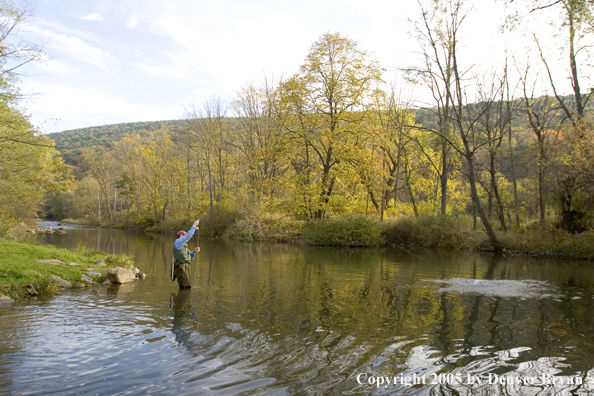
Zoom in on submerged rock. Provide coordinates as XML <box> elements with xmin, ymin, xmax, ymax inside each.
<box><xmin>106</xmin><ymin>282</ymin><xmax>136</xmax><ymax>298</ymax></box>
<box><xmin>106</xmin><ymin>266</ymin><xmax>136</xmax><ymax>284</ymax></box>
<box><xmin>50</xmin><ymin>275</ymin><xmax>72</xmax><ymax>288</ymax></box>
<box><xmin>0</xmin><ymin>294</ymin><xmax>14</xmax><ymax>307</ymax></box>
<box><xmin>136</xmin><ymin>272</ymin><xmax>146</xmax><ymax>280</ymax></box>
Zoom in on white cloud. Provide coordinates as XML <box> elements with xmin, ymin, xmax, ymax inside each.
<box><xmin>80</xmin><ymin>13</ymin><xmax>103</xmax><ymax>21</ymax></box>
<box><xmin>126</xmin><ymin>15</ymin><xmax>139</xmax><ymax>29</ymax></box>
<box><xmin>33</xmin><ymin>59</ymin><xmax>78</xmax><ymax>75</ymax></box>
<box><xmin>27</xmin><ymin>25</ymin><xmax>118</xmax><ymax>71</ymax></box>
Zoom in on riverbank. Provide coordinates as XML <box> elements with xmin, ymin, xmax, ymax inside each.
<box><xmin>59</xmin><ymin>214</ymin><xmax>594</xmax><ymax>260</ymax></box>
<box><xmin>0</xmin><ymin>238</ymin><xmax>136</xmax><ymax>300</ymax></box>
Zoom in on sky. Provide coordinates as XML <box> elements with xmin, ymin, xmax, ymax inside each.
<box><xmin>10</xmin><ymin>0</ymin><xmax>573</xmax><ymax>133</ymax></box>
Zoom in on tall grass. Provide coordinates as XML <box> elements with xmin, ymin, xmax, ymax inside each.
<box><xmin>502</xmin><ymin>224</ymin><xmax>594</xmax><ymax>258</ymax></box>
<box><xmin>381</xmin><ymin>215</ymin><xmax>479</xmax><ymax>249</ymax></box>
<box><xmin>227</xmin><ymin>212</ymin><xmax>304</xmax><ymax>242</ymax></box>
<box><xmin>305</xmin><ymin>215</ymin><xmax>383</xmax><ymax>247</ymax></box>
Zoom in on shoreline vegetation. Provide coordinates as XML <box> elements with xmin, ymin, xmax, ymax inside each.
<box><xmin>0</xmin><ymin>238</ymin><xmax>136</xmax><ymax>301</ymax></box>
<box><xmin>57</xmin><ymin>212</ymin><xmax>594</xmax><ymax>260</ymax></box>
<box><xmin>36</xmin><ymin>31</ymin><xmax>594</xmax><ymax>261</ymax></box>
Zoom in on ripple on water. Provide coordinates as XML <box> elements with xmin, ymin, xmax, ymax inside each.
<box><xmin>432</xmin><ymin>278</ymin><xmax>564</xmax><ymax>299</ymax></box>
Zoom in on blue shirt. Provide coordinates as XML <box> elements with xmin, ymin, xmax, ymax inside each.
<box><xmin>174</xmin><ymin>226</ymin><xmax>197</xmax><ymax>259</ymax></box>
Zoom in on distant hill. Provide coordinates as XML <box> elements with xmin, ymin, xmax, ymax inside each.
<box><xmin>46</xmin><ymin>94</ymin><xmax>589</xmax><ymax>168</ymax></box>
<box><xmin>47</xmin><ymin>120</ymin><xmax>187</xmax><ymax>166</ymax></box>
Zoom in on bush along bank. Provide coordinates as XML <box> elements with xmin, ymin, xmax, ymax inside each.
<box><xmin>0</xmin><ymin>239</ymin><xmax>143</xmax><ymax>302</ymax></box>
<box><xmin>293</xmin><ymin>214</ymin><xmax>594</xmax><ymax>259</ymax></box>
<box><xmin>62</xmin><ymin>213</ymin><xmax>594</xmax><ymax>260</ymax></box>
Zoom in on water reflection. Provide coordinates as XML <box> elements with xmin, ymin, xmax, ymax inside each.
<box><xmin>0</xmin><ymin>227</ymin><xmax>589</xmax><ymax>394</ymax></box>
<box><xmin>172</xmin><ymin>289</ymin><xmax>194</xmax><ymax>346</ymax></box>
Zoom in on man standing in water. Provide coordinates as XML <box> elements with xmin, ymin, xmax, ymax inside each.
<box><xmin>173</xmin><ymin>219</ymin><xmax>200</xmax><ymax>289</ymax></box>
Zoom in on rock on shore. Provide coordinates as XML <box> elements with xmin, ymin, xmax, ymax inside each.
<box><xmin>50</xmin><ymin>275</ymin><xmax>72</xmax><ymax>288</ymax></box>
<box><xmin>106</xmin><ymin>267</ymin><xmax>136</xmax><ymax>284</ymax></box>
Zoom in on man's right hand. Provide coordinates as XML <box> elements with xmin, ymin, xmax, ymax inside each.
<box><xmin>193</xmin><ymin>219</ymin><xmax>200</xmax><ymax>228</ymax></box>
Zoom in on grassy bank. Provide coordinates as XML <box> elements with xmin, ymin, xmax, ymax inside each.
<box><xmin>0</xmin><ymin>239</ymin><xmax>134</xmax><ymax>300</ymax></box>
<box><xmin>62</xmin><ymin>213</ymin><xmax>594</xmax><ymax>260</ymax></box>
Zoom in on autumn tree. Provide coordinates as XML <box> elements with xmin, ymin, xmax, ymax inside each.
<box><xmin>411</xmin><ymin>0</ymin><xmax>503</xmax><ymax>250</ymax></box>
<box><xmin>0</xmin><ymin>105</ymin><xmax>67</xmax><ymax>230</ymax></box>
<box><xmin>0</xmin><ymin>0</ymin><xmax>68</xmax><ymax>233</ymax></box>
<box><xmin>184</xmin><ymin>97</ymin><xmax>234</xmax><ymax>214</ymax></box>
<box><xmin>507</xmin><ymin>0</ymin><xmax>593</xmax><ymax>123</ymax></box>
<box><xmin>282</xmin><ymin>32</ymin><xmax>384</xmax><ymax>219</ymax></box>
<box><xmin>233</xmin><ymin>79</ymin><xmax>288</xmax><ymax>204</ymax></box>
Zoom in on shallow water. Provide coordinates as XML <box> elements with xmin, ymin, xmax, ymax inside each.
<box><xmin>2</xmin><ymin>223</ymin><xmax>594</xmax><ymax>395</ymax></box>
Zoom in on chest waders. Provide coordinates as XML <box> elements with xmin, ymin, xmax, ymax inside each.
<box><xmin>172</xmin><ymin>244</ymin><xmax>192</xmax><ymax>289</ymax></box>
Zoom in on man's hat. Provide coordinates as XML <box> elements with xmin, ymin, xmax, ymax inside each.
<box><xmin>177</xmin><ymin>230</ymin><xmax>187</xmax><ymax>237</ymax></box>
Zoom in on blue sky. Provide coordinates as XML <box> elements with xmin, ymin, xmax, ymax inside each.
<box><xmin>13</xmin><ymin>0</ymin><xmax>574</xmax><ymax>133</ymax></box>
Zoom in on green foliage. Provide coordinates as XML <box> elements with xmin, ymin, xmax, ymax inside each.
<box><xmin>227</xmin><ymin>211</ymin><xmax>305</xmax><ymax>242</ymax></box>
<box><xmin>199</xmin><ymin>205</ymin><xmax>238</xmax><ymax>238</ymax></box>
<box><xmin>73</xmin><ymin>242</ymin><xmax>104</xmax><ymax>258</ymax></box>
<box><xmin>124</xmin><ymin>213</ymin><xmax>155</xmax><ymax>229</ymax></box>
<box><xmin>381</xmin><ymin>215</ymin><xmax>478</xmax><ymax>249</ymax></box>
<box><xmin>0</xmin><ymin>105</ymin><xmax>69</xmax><ymax>234</ymax></box>
<box><xmin>502</xmin><ymin>224</ymin><xmax>594</xmax><ymax>258</ymax></box>
<box><xmin>48</xmin><ymin>120</ymin><xmax>188</xmax><ymax>167</ymax></box>
<box><xmin>304</xmin><ymin>215</ymin><xmax>383</xmax><ymax>247</ymax></box>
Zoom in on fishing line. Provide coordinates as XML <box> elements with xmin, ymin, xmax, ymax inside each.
<box><xmin>394</xmin><ymin>245</ymin><xmax>425</xmax><ymax>260</ymax></box>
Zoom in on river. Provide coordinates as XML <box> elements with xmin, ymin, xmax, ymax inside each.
<box><xmin>1</xmin><ymin>223</ymin><xmax>594</xmax><ymax>395</ymax></box>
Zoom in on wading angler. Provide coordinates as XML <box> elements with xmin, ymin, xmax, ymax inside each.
<box><xmin>172</xmin><ymin>219</ymin><xmax>201</xmax><ymax>289</ymax></box>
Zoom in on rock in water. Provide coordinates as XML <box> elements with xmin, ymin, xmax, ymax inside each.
<box><xmin>106</xmin><ymin>267</ymin><xmax>136</xmax><ymax>284</ymax></box>
<box><xmin>50</xmin><ymin>275</ymin><xmax>72</xmax><ymax>288</ymax></box>
<box><xmin>25</xmin><ymin>284</ymin><xmax>39</xmax><ymax>296</ymax></box>
<box><xmin>0</xmin><ymin>294</ymin><xmax>14</xmax><ymax>307</ymax></box>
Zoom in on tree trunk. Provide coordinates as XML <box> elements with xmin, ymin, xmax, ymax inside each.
<box><xmin>440</xmin><ymin>140</ymin><xmax>448</xmax><ymax>215</ymax></box>
<box><xmin>466</xmin><ymin>153</ymin><xmax>502</xmax><ymax>251</ymax></box>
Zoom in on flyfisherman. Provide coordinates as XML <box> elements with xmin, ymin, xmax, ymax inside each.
<box><xmin>173</xmin><ymin>219</ymin><xmax>200</xmax><ymax>289</ymax></box>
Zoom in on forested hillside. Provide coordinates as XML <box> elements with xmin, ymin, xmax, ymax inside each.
<box><xmin>48</xmin><ymin>120</ymin><xmax>188</xmax><ymax>166</ymax></box>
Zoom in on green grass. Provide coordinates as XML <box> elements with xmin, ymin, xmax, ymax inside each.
<box><xmin>0</xmin><ymin>239</ymin><xmax>134</xmax><ymax>300</ymax></box>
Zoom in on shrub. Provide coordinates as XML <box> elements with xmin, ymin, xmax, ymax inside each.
<box><xmin>503</xmin><ymin>224</ymin><xmax>594</xmax><ymax>258</ymax></box>
<box><xmin>199</xmin><ymin>205</ymin><xmax>238</xmax><ymax>238</ymax></box>
<box><xmin>304</xmin><ymin>215</ymin><xmax>383</xmax><ymax>247</ymax></box>
<box><xmin>227</xmin><ymin>211</ymin><xmax>304</xmax><ymax>242</ymax></box>
<box><xmin>381</xmin><ymin>215</ymin><xmax>477</xmax><ymax>249</ymax></box>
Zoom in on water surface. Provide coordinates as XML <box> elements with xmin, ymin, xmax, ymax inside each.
<box><xmin>1</xmin><ymin>223</ymin><xmax>594</xmax><ymax>395</ymax></box>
